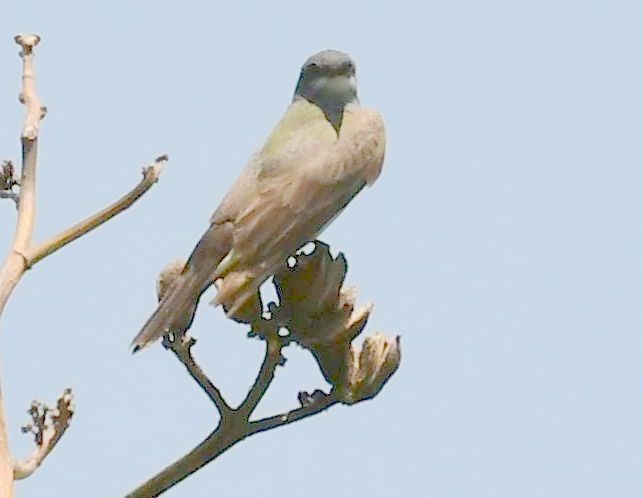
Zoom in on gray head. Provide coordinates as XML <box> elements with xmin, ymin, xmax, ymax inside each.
<box><xmin>294</xmin><ymin>49</ymin><xmax>359</xmax><ymax>133</ymax></box>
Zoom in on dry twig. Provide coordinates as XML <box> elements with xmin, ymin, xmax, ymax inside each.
<box><xmin>13</xmin><ymin>389</ymin><xmax>74</xmax><ymax>479</ymax></box>
<box><xmin>24</xmin><ymin>156</ymin><xmax>167</xmax><ymax>267</ymax></box>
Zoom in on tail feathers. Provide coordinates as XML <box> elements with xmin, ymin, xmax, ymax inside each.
<box><xmin>131</xmin><ymin>271</ymin><xmax>208</xmax><ymax>353</ymax></box>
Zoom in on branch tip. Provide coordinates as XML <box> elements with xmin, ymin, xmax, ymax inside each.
<box><xmin>13</xmin><ymin>389</ymin><xmax>74</xmax><ymax>480</ymax></box>
<box><xmin>142</xmin><ymin>154</ymin><xmax>167</xmax><ymax>183</ymax></box>
<box><xmin>24</xmin><ymin>155</ymin><xmax>167</xmax><ymax>267</ymax></box>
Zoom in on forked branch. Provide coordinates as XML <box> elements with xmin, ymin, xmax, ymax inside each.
<box><xmin>126</xmin><ymin>334</ymin><xmax>336</xmax><ymax>498</ymax></box>
<box><xmin>0</xmin><ymin>33</ymin><xmax>167</xmax><ymax>496</ymax></box>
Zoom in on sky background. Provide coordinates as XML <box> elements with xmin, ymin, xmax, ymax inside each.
<box><xmin>1</xmin><ymin>1</ymin><xmax>642</xmax><ymax>497</ymax></box>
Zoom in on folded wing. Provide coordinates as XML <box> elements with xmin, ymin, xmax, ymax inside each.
<box><xmin>213</xmin><ymin>102</ymin><xmax>386</xmax><ymax>314</ymax></box>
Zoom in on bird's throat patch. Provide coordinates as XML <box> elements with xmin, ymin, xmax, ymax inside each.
<box><xmin>324</xmin><ymin>106</ymin><xmax>344</xmax><ymax>135</ymax></box>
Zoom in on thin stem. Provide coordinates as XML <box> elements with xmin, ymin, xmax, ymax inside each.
<box><xmin>0</xmin><ymin>34</ymin><xmax>45</xmax><ymax>498</ymax></box>
<box><xmin>163</xmin><ymin>335</ymin><xmax>232</xmax><ymax>418</ymax></box>
<box><xmin>247</xmin><ymin>392</ymin><xmax>339</xmax><ymax>436</ymax></box>
<box><xmin>24</xmin><ymin>157</ymin><xmax>167</xmax><ymax>267</ymax></box>
<box><xmin>237</xmin><ymin>336</ymin><xmax>282</xmax><ymax>418</ymax></box>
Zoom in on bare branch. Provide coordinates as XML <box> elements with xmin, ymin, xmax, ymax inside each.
<box><xmin>12</xmin><ymin>35</ymin><xmax>45</xmax><ymax>251</ymax></box>
<box><xmin>125</xmin><ymin>429</ymin><xmax>239</xmax><ymax>498</ymax></box>
<box><xmin>24</xmin><ymin>156</ymin><xmax>167</xmax><ymax>267</ymax></box>
<box><xmin>162</xmin><ymin>334</ymin><xmax>232</xmax><ymax>418</ymax></box>
<box><xmin>125</xmin><ymin>336</ymin><xmax>243</xmax><ymax>497</ymax></box>
<box><xmin>127</xmin><ymin>328</ymin><xmax>341</xmax><ymax>498</ymax></box>
<box><xmin>13</xmin><ymin>389</ymin><xmax>74</xmax><ymax>479</ymax></box>
<box><xmin>238</xmin><ymin>336</ymin><xmax>283</xmax><ymax>418</ymax></box>
<box><xmin>126</xmin><ymin>385</ymin><xmax>340</xmax><ymax>498</ymax></box>
<box><xmin>247</xmin><ymin>391</ymin><xmax>339</xmax><ymax>436</ymax></box>
<box><xmin>0</xmin><ymin>34</ymin><xmax>167</xmax><ymax>497</ymax></box>
<box><xmin>0</xmin><ymin>34</ymin><xmax>46</xmax><ymax>306</ymax></box>
<box><xmin>15</xmin><ymin>35</ymin><xmax>46</xmax><ymax>141</ymax></box>
<box><xmin>0</xmin><ymin>33</ymin><xmax>46</xmax><ymax>498</ymax></box>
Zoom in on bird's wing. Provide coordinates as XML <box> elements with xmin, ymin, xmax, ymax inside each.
<box><xmin>212</xmin><ymin>100</ymin><xmax>385</xmax><ymax>311</ymax></box>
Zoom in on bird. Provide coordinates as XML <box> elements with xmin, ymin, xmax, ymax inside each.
<box><xmin>131</xmin><ymin>49</ymin><xmax>386</xmax><ymax>352</ymax></box>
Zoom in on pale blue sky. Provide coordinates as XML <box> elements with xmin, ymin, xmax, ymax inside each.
<box><xmin>1</xmin><ymin>1</ymin><xmax>642</xmax><ymax>497</ymax></box>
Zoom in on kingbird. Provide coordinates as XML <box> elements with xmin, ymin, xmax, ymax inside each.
<box><xmin>131</xmin><ymin>49</ymin><xmax>386</xmax><ymax>352</ymax></box>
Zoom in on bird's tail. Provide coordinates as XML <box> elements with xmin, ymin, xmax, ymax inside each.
<box><xmin>130</xmin><ymin>269</ymin><xmax>209</xmax><ymax>353</ymax></box>
<box><xmin>130</xmin><ymin>222</ymin><xmax>234</xmax><ymax>353</ymax></box>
